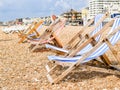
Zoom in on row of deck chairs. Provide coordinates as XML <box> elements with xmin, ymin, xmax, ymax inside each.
<box><xmin>2</xmin><ymin>25</ymin><xmax>30</xmax><ymax>34</ymax></box>
<box><xmin>44</xmin><ymin>13</ymin><xmax>120</xmax><ymax>84</ymax></box>
<box><xmin>18</xmin><ymin>15</ymin><xmax>66</xmax><ymax>51</ymax></box>
<box><xmin>17</xmin><ymin>13</ymin><xmax>120</xmax><ymax>84</ymax></box>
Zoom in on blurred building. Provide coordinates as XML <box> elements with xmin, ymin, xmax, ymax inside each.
<box><xmin>6</xmin><ymin>20</ymin><xmax>15</xmax><ymax>26</ymax></box>
<box><xmin>42</xmin><ymin>16</ymin><xmax>51</xmax><ymax>26</ymax></box>
<box><xmin>0</xmin><ymin>22</ymin><xmax>3</xmax><ymax>26</ymax></box>
<box><xmin>61</xmin><ymin>9</ymin><xmax>83</xmax><ymax>26</ymax></box>
<box><xmin>88</xmin><ymin>0</ymin><xmax>120</xmax><ymax>19</ymax></box>
<box><xmin>20</xmin><ymin>17</ymin><xmax>43</xmax><ymax>25</ymax></box>
<box><xmin>81</xmin><ymin>7</ymin><xmax>89</xmax><ymax>25</ymax></box>
<box><xmin>81</xmin><ymin>7</ymin><xmax>89</xmax><ymax>18</ymax></box>
<box><xmin>16</xmin><ymin>18</ymin><xmax>23</xmax><ymax>24</ymax></box>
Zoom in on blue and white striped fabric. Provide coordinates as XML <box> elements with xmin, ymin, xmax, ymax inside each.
<box><xmin>48</xmin><ymin>18</ymin><xmax>120</xmax><ymax>63</ymax></box>
<box><xmin>46</xmin><ymin>14</ymin><xmax>104</xmax><ymax>55</ymax></box>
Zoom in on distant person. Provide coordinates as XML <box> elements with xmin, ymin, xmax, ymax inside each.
<box><xmin>51</xmin><ymin>15</ymin><xmax>60</xmax><ymax>25</ymax></box>
<box><xmin>51</xmin><ymin>15</ymin><xmax>57</xmax><ymax>22</ymax></box>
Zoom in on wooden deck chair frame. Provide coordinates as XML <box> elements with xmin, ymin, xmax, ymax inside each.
<box><xmin>18</xmin><ymin>20</ymin><xmax>44</xmax><ymax>43</ymax></box>
<box><xmin>45</xmin><ymin>19</ymin><xmax>120</xmax><ymax>84</ymax></box>
<box><xmin>46</xmin><ymin>13</ymin><xmax>119</xmax><ymax>67</ymax></box>
<box><xmin>65</xmin><ymin>16</ymin><xmax>120</xmax><ymax>67</ymax></box>
<box><xmin>67</xmin><ymin>19</ymin><xmax>119</xmax><ymax>66</ymax></box>
<box><xmin>64</xmin><ymin>13</ymin><xmax>108</xmax><ymax>50</ymax></box>
<box><xmin>45</xmin><ymin>12</ymin><xmax>109</xmax><ymax>55</ymax></box>
<box><xmin>18</xmin><ymin>22</ymin><xmax>36</xmax><ymax>37</ymax></box>
<box><xmin>29</xmin><ymin>18</ymin><xmax>66</xmax><ymax>52</ymax></box>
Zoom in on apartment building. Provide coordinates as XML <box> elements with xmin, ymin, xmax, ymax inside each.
<box><xmin>88</xmin><ymin>0</ymin><xmax>120</xmax><ymax>19</ymax></box>
<box><xmin>61</xmin><ymin>9</ymin><xmax>83</xmax><ymax>25</ymax></box>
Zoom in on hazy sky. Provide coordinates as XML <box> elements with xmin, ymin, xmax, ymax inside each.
<box><xmin>0</xmin><ymin>0</ymin><xmax>89</xmax><ymax>21</ymax></box>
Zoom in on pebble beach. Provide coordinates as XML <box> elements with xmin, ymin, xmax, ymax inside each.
<box><xmin>0</xmin><ymin>26</ymin><xmax>120</xmax><ymax>90</ymax></box>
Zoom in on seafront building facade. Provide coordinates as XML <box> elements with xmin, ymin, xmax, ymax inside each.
<box><xmin>61</xmin><ymin>9</ymin><xmax>83</xmax><ymax>25</ymax></box>
<box><xmin>88</xmin><ymin>0</ymin><xmax>120</xmax><ymax>19</ymax></box>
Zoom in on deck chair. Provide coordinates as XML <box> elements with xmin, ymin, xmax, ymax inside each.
<box><xmin>18</xmin><ymin>20</ymin><xmax>44</xmax><ymax>43</ymax></box>
<box><xmin>18</xmin><ymin>22</ymin><xmax>36</xmax><ymax>37</ymax></box>
<box><xmin>28</xmin><ymin>16</ymin><xmax>66</xmax><ymax>52</ymax></box>
<box><xmin>45</xmin><ymin>13</ymin><xmax>109</xmax><ymax>54</ymax></box>
<box><xmin>45</xmin><ymin>18</ymin><xmax>120</xmax><ymax>84</ymax></box>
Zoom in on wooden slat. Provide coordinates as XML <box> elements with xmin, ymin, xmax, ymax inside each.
<box><xmin>68</xmin><ymin>20</ymin><xmax>114</xmax><ymax>57</ymax></box>
<box><xmin>45</xmin><ymin>65</ymin><xmax>51</xmax><ymax>72</ymax></box>
<box><xmin>109</xmin><ymin>65</ymin><xmax>120</xmax><ymax>71</ymax></box>
<box><xmin>100</xmin><ymin>54</ymin><xmax>112</xmax><ymax>65</ymax></box>
<box><xmin>52</xmin><ymin>33</ymin><xmax>63</xmax><ymax>48</ymax></box>
<box><xmin>18</xmin><ymin>22</ymin><xmax>36</xmax><ymax>37</ymax></box>
<box><xmin>30</xmin><ymin>19</ymin><xmax>66</xmax><ymax>51</ymax></box>
<box><xmin>64</xmin><ymin>18</ymin><xmax>94</xmax><ymax>48</ymax></box>
<box><xmin>64</xmin><ymin>12</ymin><xmax>108</xmax><ymax>50</ymax></box>
<box><xmin>18</xmin><ymin>20</ymin><xmax>43</xmax><ymax>43</ymax></box>
<box><xmin>46</xmin><ymin>74</ymin><xmax>53</xmax><ymax>83</ymax></box>
<box><xmin>105</xmin><ymin>38</ymin><xmax>120</xmax><ymax>64</ymax></box>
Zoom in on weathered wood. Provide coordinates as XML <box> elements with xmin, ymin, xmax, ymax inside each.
<box><xmin>68</xmin><ymin>20</ymin><xmax>114</xmax><ymax>57</ymax></box>
<box><xmin>109</xmin><ymin>65</ymin><xmax>120</xmax><ymax>71</ymax></box>
<box><xmin>64</xmin><ymin>18</ymin><xmax>94</xmax><ymax>49</ymax></box>
<box><xmin>64</xmin><ymin>12</ymin><xmax>109</xmax><ymax>51</ymax></box>
<box><xmin>52</xmin><ymin>32</ymin><xmax>118</xmax><ymax>84</ymax></box>
<box><xmin>47</xmin><ymin>74</ymin><xmax>53</xmax><ymax>83</ymax></box>
<box><xmin>29</xmin><ymin>18</ymin><xmax>66</xmax><ymax>52</ymax></box>
<box><xmin>52</xmin><ymin>34</ymin><xmax>63</xmax><ymax>48</ymax></box>
<box><xmin>45</xmin><ymin>64</ymin><xmax>51</xmax><ymax>72</ymax></box>
<box><xmin>100</xmin><ymin>54</ymin><xmax>111</xmax><ymax>65</ymax></box>
<box><xmin>18</xmin><ymin>20</ymin><xmax>43</xmax><ymax>43</ymax></box>
<box><xmin>105</xmin><ymin>38</ymin><xmax>120</xmax><ymax>64</ymax></box>
<box><xmin>18</xmin><ymin>22</ymin><xmax>36</xmax><ymax>37</ymax></box>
